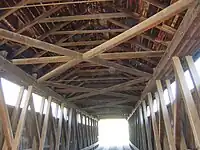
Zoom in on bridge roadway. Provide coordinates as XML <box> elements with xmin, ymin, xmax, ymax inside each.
<box><xmin>96</xmin><ymin>145</ymin><xmax>132</xmax><ymax>150</ymax></box>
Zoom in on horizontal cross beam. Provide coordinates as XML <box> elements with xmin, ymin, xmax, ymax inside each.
<box><xmin>51</xmin><ymin>29</ymin><xmax>126</xmax><ymax>35</ymax></box>
<box><xmin>12</xmin><ymin>51</ymin><xmax>164</xmax><ymax>65</ymax></box>
<box><xmin>67</xmin><ymin>77</ymin><xmax>149</xmax><ymax>101</ymax></box>
<box><xmin>39</xmin><ymin>13</ymin><xmax>130</xmax><ymax>23</ymax></box>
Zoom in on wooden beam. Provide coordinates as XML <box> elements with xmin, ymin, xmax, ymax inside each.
<box><xmin>2</xmin><ymin>86</ymin><xmax>25</xmax><ymax>149</ymax></box>
<box><xmin>45</xmin><ymin>82</ymin><xmax>138</xmax><ymax>99</ymax></box>
<box><xmin>12</xmin><ymin>51</ymin><xmax>164</xmax><ymax>65</ymax></box>
<box><xmin>17</xmin><ymin>6</ymin><xmax>64</xmax><ymax>34</ymax></box>
<box><xmin>129</xmin><ymin>1</ymin><xmax>200</xmax><ymax>120</ymax></box>
<box><xmin>0</xmin><ymin>55</ymin><xmax>88</xmax><ymax>111</ymax></box>
<box><xmin>88</xmin><ymin>57</ymin><xmax>152</xmax><ymax>77</ymax></box>
<box><xmin>185</xmin><ymin>56</ymin><xmax>200</xmax><ymax>112</ymax></box>
<box><xmin>51</xmin><ymin>29</ymin><xmax>126</xmax><ymax>35</ymax></box>
<box><xmin>0</xmin><ymin>5</ymin><xmax>65</xmax><ymax>46</ymax></box>
<box><xmin>39</xmin><ymin>13</ymin><xmax>130</xmax><ymax>23</ymax></box>
<box><xmin>147</xmin><ymin>93</ymin><xmax>162</xmax><ymax>150</ymax></box>
<box><xmin>172</xmin><ymin>56</ymin><xmax>200</xmax><ymax>147</ymax></box>
<box><xmin>0</xmin><ymin>29</ymin><xmax>82</xmax><ymax>58</ymax></box>
<box><xmin>67</xmin><ymin>77</ymin><xmax>149</xmax><ymax>101</ymax></box>
<box><xmin>143</xmin><ymin>0</ymin><xmax>167</xmax><ymax>9</ymax></box>
<box><xmin>141</xmin><ymin>1</ymin><xmax>200</xmax><ymax>99</ymax></box>
<box><xmin>38</xmin><ymin>0</ymin><xmax>193</xmax><ymax>81</ymax></box>
<box><xmin>83</xmin><ymin>0</ymin><xmax>192</xmax><ymax>60</ymax></box>
<box><xmin>58</xmin><ymin>40</ymin><xmax>106</xmax><ymax>47</ymax></box>
<box><xmin>57</xmin><ymin>85</ymin><xmax>143</xmax><ymax>93</ymax></box>
<box><xmin>0</xmin><ymin>29</ymin><xmax>151</xmax><ymax>80</ymax></box>
<box><xmin>30</xmin><ymin>0</ymin><xmax>111</xmax><ymax>4</ymax></box>
<box><xmin>55</xmin><ymin>104</ymin><xmax>64</xmax><ymax>150</ymax></box>
<box><xmin>139</xmin><ymin>106</ymin><xmax>147</xmax><ymax>150</ymax></box>
<box><xmin>156</xmin><ymin>80</ymin><xmax>176</xmax><ymax>150</ymax></box>
<box><xmin>38</xmin><ymin>97</ymin><xmax>45</xmax><ymax>131</ymax></box>
<box><xmin>29</xmin><ymin>96</ymin><xmax>40</xmax><ymax>144</ymax></box>
<box><xmin>0</xmin><ymin>79</ymin><xmax>13</xmax><ymax>149</ymax></box>
<box><xmin>129</xmin><ymin>141</ymin><xmax>139</xmax><ymax>150</ymax></box>
<box><xmin>3</xmin><ymin>0</ymin><xmax>112</xmax><ymax>8</ymax></box>
<box><xmin>12</xmin><ymin>22</ymin><xmax>71</xmax><ymax>58</ymax></box>
<box><xmin>66</xmin><ymin>108</ymin><xmax>73</xmax><ymax>150</ymax></box>
<box><xmin>83</xmin><ymin>99</ymin><xmax>135</xmax><ymax>109</ymax></box>
<box><xmin>80</xmin><ymin>142</ymin><xmax>99</xmax><ymax>150</ymax></box>
<box><xmin>12</xmin><ymin>86</ymin><xmax>33</xmax><ymax>149</ymax></box>
<box><xmin>79</xmin><ymin>114</ymin><xmax>85</xmax><ymax>148</ymax></box>
<box><xmin>108</xmin><ymin>19</ymin><xmax>168</xmax><ymax>46</ymax></box>
<box><xmin>39</xmin><ymin>96</ymin><xmax>52</xmax><ymax>150</ymax></box>
<box><xmin>142</xmin><ymin>101</ymin><xmax>153</xmax><ymax>150</ymax></box>
<box><xmin>0</xmin><ymin>0</ymin><xmax>32</xmax><ymax>21</ymax></box>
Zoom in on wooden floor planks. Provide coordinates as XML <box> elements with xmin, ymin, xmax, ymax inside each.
<box><xmin>96</xmin><ymin>145</ymin><xmax>132</xmax><ymax>150</ymax></box>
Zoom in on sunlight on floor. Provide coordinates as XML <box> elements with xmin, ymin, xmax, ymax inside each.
<box><xmin>98</xmin><ymin>119</ymin><xmax>129</xmax><ymax>146</ymax></box>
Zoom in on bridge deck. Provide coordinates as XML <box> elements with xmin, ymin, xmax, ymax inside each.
<box><xmin>96</xmin><ymin>145</ymin><xmax>132</xmax><ymax>150</ymax></box>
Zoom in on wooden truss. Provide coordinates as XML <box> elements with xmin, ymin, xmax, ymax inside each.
<box><xmin>0</xmin><ymin>0</ymin><xmax>200</xmax><ymax>149</ymax></box>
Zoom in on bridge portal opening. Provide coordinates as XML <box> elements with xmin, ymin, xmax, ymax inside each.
<box><xmin>98</xmin><ymin>119</ymin><xmax>129</xmax><ymax>146</ymax></box>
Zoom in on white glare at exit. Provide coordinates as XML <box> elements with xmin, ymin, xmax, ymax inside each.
<box><xmin>98</xmin><ymin>119</ymin><xmax>129</xmax><ymax>146</ymax></box>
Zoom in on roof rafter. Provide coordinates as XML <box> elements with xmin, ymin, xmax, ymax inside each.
<box><xmin>0</xmin><ymin>5</ymin><xmax>65</xmax><ymax>46</ymax></box>
<box><xmin>0</xmin><ymin>0</ymin><xmax>33</xmax><ymax>21</ymax></box>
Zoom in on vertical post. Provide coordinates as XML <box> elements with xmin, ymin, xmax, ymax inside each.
<box><xmin>142</xmin><ymin>100</ymin><xmax>153</xmax><ymax>150</ymax></box>
<box><xmin>166</xmin><ymin>79</ymin><xmax>187</xmax><ymax>149</ymax></box>
<box><xmin>63</xmin><ymin>108</ymin><xmax>68</xmax><ymax>149</ymax></box>
<box><xmin>148</xmin><ymin>93</ymin><xmax>162</xmax><ymax>150</ymax></box>
<box><xmin>55</xmin><ymin>104</ymin><xmax>64</xmax><ymax>150</ymax></box>
<box><xmin>91</xmin><ymin>119</ymin><xmax>95</xmax><ymax>144</ymax></box>
<box><xmin>85</xmin><ymin>116</ymin><xmax>89</xmax><ymax>146</ymax></box>
<box><xmin>38</xmin><ymin>97</ymin><xmax>45</xmax><ymax>131</ymax></box>
<box><xmin>66</xmin><ymin>108</ymin><xmax>73</xmax><ymax>150</ymax></box>
<box><xmin>29</xmin><ymin>96</ymin><xmax>40</xmax><ymax>143</ymax></box>
<box><xmin>72</xmin><ymin>110</ymin><xmax>78</xmax><ymax>150</ymax></box>
<box><xmin>96</xmin><ymin>121</ymin><xmax>99</xmax><ymax>141</ymax></box>
<box><xmin>39</xmin><ymin>96</ymin><xmax>52</xmax><ymax>150</ymax></box>
<box><xmin>10</xmin><ymin>86</ymin><xmax>25</xmax><ymax>131</ymax></box>
<box><xmin>77</xmin><ymin>112</ymin><xmax>84</xmax><ymax>149</ymax></box>
<box><xmin>94</xmin><ymin>120</ymin><xmax>97</xmax><ymax>143</ymax></box>
<box><xmin>89</xmin><ymin>117</ymin><xmax>92</xmax><ymax>146</ymax></box>
<box><xmin>80</xmin><ymin>113</ymin><xmax>86</xmax><ymax>148</ymax></box>
<box><xmin>186</xmin><ymin>56</ymin><xmax>200</xmax><ymax>113</ymax></box>
<box><xmin>156</xmin><ymin>80</ymin><xmax>176</xmax><ymax>150</ymax></box>
<box><xmin>139</xmin><ymin>106</ymin><xmax>147</xmax><ymax>150</ymax></box>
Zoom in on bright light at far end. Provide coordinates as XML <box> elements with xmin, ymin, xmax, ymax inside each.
<box><xmin>98</xmin><ymin>119</ymin><xmax>129</xmax><ymax>146</ymax></box>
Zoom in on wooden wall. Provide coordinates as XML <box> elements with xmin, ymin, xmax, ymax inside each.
<box><xmin>128</xmin><ymin>56</ymin><xmax>200</xmax><ymax>150</ymax></box>
<box><xmin>0</xmin><ymin>83</ymin><xmax>99</xmax><ymax>150</ymax></box>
